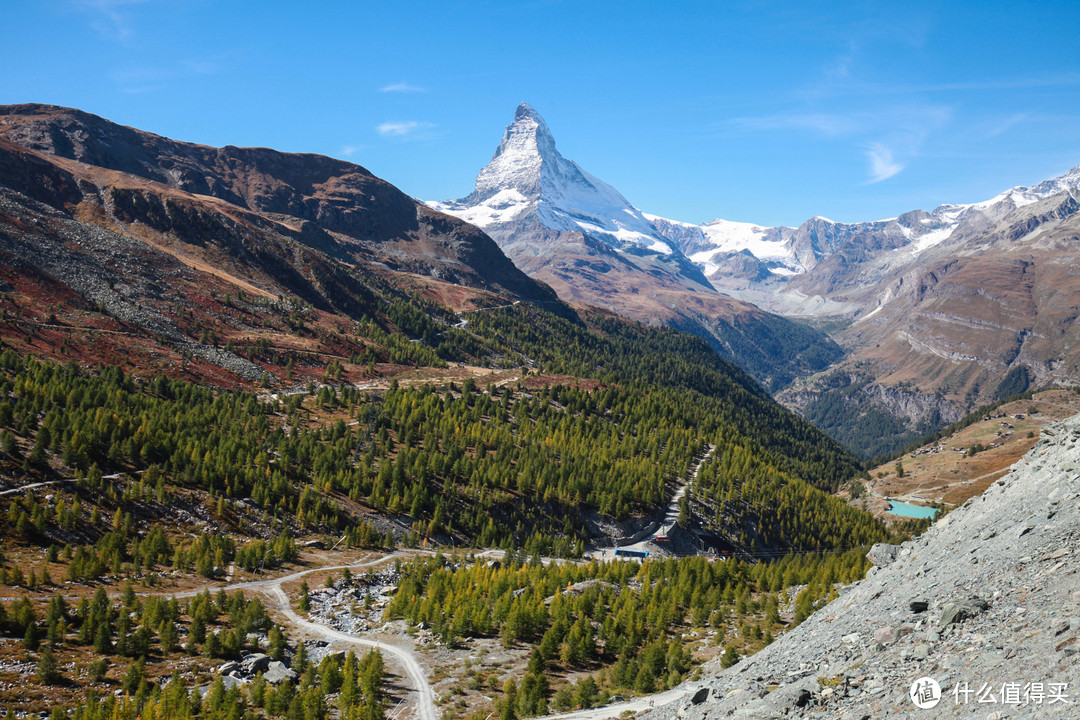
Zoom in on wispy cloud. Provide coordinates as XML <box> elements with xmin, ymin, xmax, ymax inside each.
<box><xmin>733</xmin><ymin>104</ymin><xmax>951</xmax><ymax>184</ymax></box>
<box><xmin>107</xmin><ymin>65</ymin><xmax>169</xmax><ymax>93</ymax></box>
<box><xmin>731</xmin><ymin>112</ymin><xmax>861</xmax><ymax>137</ymax></box>
<box><xmin>75</xmin><ymin>0</ymin><xmax>153</xmax><ymax>41</ymax></box>
<box><xmin>733</xmin><ymin>106</ymin><xmax>951</xmax><ymax>139</ymax></box>
<box><xmin>800</xmin><ymin>68</ymin><xmax>1080</xmax><ymax>103</ymax></box>
<box><xmin>376</xmin><ymin>121</ymin><xmax>437</xmax><ymax>139</ymax></box>
<box><xmin>341</xmin><ymin>145</ymin><xmax>367</xmax><ymax>158</ymax></box>
<box><xmin>379</xmin><ymin>82</ymin><xmax>425</xmax><ymax>94</ymax></box>
<box><xmin>865</xmin><ymin>143</ymin><xmax>904</xmax><ymax>183</ymax></box>
<box><xmin>983</xmin><ymin>113</ymin><xmax>1028</xmax><ymax>139</ymax></box>
<box><xmin>108</xmin><ymin>56</ymin><xmax>223</xmax><ymax>94</ymax></box>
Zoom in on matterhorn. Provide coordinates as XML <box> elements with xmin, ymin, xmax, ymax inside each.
<box><xmin>431</xmin><ymin>103</ymin><xmax>843</xmax><ymax>391</ymax></box>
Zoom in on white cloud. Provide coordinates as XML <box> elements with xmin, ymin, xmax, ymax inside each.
<box><xmin>75</xmin><ymin>0</ymin><xmax>153</xmax><ymax>40</ymax></box>
<box><xmin>865</xmin><ymin>142</ymin><xmax>904</xmax><ymax>183</ymax></box>
<box><xmin>376</xmin><ymin>121</ymin><xmax>436</xmax><ymax>138</ymax></box>
<box><xmin>379</xmin><ymin>82</ymin><xmax>425</xmax><ymax>93</ymax></box>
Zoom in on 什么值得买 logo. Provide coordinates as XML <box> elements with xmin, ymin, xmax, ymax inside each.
<box><xmin>910</xmin><ymin>677</ymin><xmax>942</xmax><ymax>709</ymax></box>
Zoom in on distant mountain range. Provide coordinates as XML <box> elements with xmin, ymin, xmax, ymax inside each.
<box><xmin>650</xmin><ymin>161</ymin><xmax>1080</xmax><ymax>457</ymax></box>
<box><xmin>431</xmin><ymin>104</ymin><xmax>844</xmax><ymax>391</ymax></box>
<box><xmin>435</xmin><ymin>103</ymin><xmax>1080</xmax><ymax>457</ymax></box>
<box><xmin>650</xmin><ymin>163</ymin><xmax>1080</xmax><ymax>313</ymax></box>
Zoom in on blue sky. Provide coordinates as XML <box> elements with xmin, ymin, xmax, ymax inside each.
<box><xmin>3</xmin><ymin>0</ymin><xmax>1080</xmax><ymax>226</ymax></box>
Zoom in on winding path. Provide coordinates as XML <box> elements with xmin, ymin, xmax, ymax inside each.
<box><xmin>257</xmin><ymin>565</ymin><xmax>437</xmax><ymax>720</ymax></box>
<box><xmin>195</xmin><ymin>553</ymin><xmax>438</xmax><ymax>720</ymax></box>
<box><xmin>235</xmin><ymin>549</ymin><xmax>692</xmax><ymax>720</ymax></box>
<box><xmin>0</xmin><ymin>546</ymin><xmax>703</xmax><ymax>720</ymax></box>
<box><xmin>546</xmin><ymin>684</ymin><xmax>696</xmax><ymax>720</ymax></box>
<box><xmin>0</xmin><ymin>472</ymin><xmax>128</xmax><ymax>497</ymax></box>
<box><xmin>591</xmin><ymin>444</ymin><xmax>716</xmax><ymax>557</ymax></box>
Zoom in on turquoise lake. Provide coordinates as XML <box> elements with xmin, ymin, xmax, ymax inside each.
<box><xmin>887</xmin><ymin>500</ymin><xmax>940</xmax><ymax>519</ymax></box>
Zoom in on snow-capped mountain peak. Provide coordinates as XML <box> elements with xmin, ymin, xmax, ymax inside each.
<box><xmin>435</xmin><ymin>103</ymin><xmax>677</xmax><ymax>256</ymax></box>
<box><xmin>468</xmin><ymin>103</ymin><xmax>555</xmax><ymax>203</ymax></box>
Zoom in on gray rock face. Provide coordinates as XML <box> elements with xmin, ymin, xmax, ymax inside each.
<box><xmin>217</xmin><ymin>661</ymin><xmax>240</xmax><ymax>676</ymax></box>
<box><xmin>642</xmin><ymin>413</ymin><xmax>1080</xmax><ymax>719</ymax></box>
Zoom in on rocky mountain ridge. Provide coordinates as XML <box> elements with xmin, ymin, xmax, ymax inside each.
<box><xmin>650</xmin><ymin>409</ymin><xmax>1080</xmax><ymax>719</ymax></box>
<box><xmin>784</xmin><ymin>188</ymin><xmax>1080</xmax><ymax>458</ymax></box>
<box><xmin>0</xmin><ymin>103</ymin><xmax>551</xmax><ymax>302</ymax></box>
<box><xmin>0</xmin><ymin>103</ymin><xmax>558</xmax><ymax>385</ymax></box>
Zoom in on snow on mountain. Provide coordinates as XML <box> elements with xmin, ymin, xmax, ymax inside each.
<box><xmin>650</xmin><ymin>161</ymin><xmax>1080</xmax><ymax>283</ymax></box>
<box><xmin>432</xmin><ymin>103</ymin><xmax>676</xmax><ymax>257</ymax></box>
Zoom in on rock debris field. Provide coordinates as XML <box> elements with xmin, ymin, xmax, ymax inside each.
<box><xmin>648</xmin><ymin>413</ymin><xmax>1080</xmax><ymax>719</ymax></box>
<box><xmin>305</xmin><ymin>568</ymin><xmax>402</xmax><ymax>637</ymax></box>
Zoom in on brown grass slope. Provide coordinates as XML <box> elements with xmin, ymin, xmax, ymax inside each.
<box><xmin>0</xmin><ymin>103</ymin><xmax>554</xmax><ymax>303</ymax></box>
<box><xmin>0</xmin><ymin>105</ymin><xmax>559</xmax><ymax>385</ymax></box>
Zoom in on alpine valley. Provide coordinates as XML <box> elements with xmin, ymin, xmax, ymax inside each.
<box><xmin>0</xmin><ymin>101</ymin><xmax>1077</xmax><ymax>720</ymax></box>
<box><xmin>0</xmin><ymin>103</ymin><xmax>897</xmax><ymax>719</ymax></box>
<box><xmin>436</xmin><ymin>104</ymin><xmax>1080</xmax><ymax>459</ymax></box>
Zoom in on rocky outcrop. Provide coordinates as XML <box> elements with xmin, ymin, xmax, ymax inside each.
<box><xmin>217</xmin><ymin>652</ymin><xmax>297</xmax><ymax>686</ymax></box>
<box><xmin>649</xmin><ymin>412</ymin><xmax>1080</xmax><ymax>719</ymax></box>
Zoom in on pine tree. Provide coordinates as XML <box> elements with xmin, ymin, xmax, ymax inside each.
<box><xmin>500</xmin><ymin>678</ymin><xmax>518</xmax><ymax>720</ymax></box>
<box><xmin>23</xmin><ymin>621</ymin><xmax>39</xmax><ymax>651</ymax></box>
<box><xmin>36</xmin><ymin>647</ymin><xmax>60</xmax><ymax>684</ymax></box>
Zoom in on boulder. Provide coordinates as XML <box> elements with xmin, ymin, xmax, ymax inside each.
<box><xmin>873</xmin><ymin>627</ymin><xmax>898</xmax><ymax>645</ymax></box>
<box><xmin>909</xmin><ymin>599</ymin><xmax>929</xmax><ymax>613</ymax></box>
<box><xmin>691</xmin><ymin>687</ymin><xmax>710</xmax><ymax>705</ymax></box>
<box><xmin>866</xmin><ymin>544</ymin><xmax>901</xmax><ymax>567</ymax></box>
<box><xmin>217</xmin><ymin>661</ymin><xmax>240</xmax><ymax>676</ymax></box>
<box><xmin>938</xmin><ymin>597</ymin><xmax>990</xmax><ymax>628</ymax></box>
<box><xmin>263</xmin><ymin>661</ymin><xmax>298</xmax><ymax>685</ymax></box>
<box><xmin>240</xmin><ymin>653</ymin><xmax>270</xmax><ymax>675</ymax></box>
